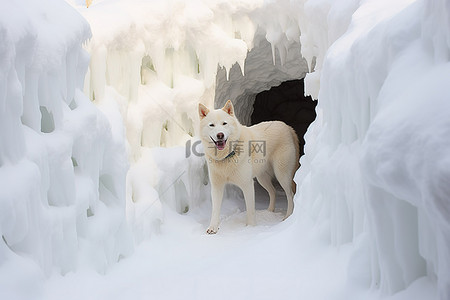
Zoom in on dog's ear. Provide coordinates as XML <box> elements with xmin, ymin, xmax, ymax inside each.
<box><xmin>198</xmin><ymin>103</ymin><xmax>210</xmax><ymax>120</ymax></box>
<box><xmin>222</xmin><ymin>100</ymin><xmax>234</xmax><ymax>116</ymax></box>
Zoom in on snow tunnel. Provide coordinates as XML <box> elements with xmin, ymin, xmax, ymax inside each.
<box><xmin>214</xmin><ymin>35</ymin><xmax>316</xmax><ymax>209</ymax></box>
<box><xmin>251</xmin><ymin>79</ymin><xmax>317</xmax><ymax>157</ymax></box>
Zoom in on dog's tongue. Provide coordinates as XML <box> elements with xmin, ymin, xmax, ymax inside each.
<box><xmin>216</xmin><ymin>141</ymin><xmax>226</xmax><ymax>150</ymax></box>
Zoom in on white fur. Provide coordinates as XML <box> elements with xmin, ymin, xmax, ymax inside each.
<box><xmin>199</xmin><ymin>100</ymin><xmax>300</xmax><ymax>234</ymax></box>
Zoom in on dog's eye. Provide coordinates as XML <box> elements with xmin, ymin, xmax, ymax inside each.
<box><xmin>209</xmin><ymin>123</ymin><xmax>215</xmax><ymax>127</ymax></box>
<box><xmin>222</xmin><ymin>122</ymin><xmax>227</xmax><ymax>125</ymax></box>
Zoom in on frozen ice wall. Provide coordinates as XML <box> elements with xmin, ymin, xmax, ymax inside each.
<box><xmin>0</xmin><ymin>0</ymin><xmax>132</xmax><ymax>282</ymax></box>
<box><xmin>297</xmin><ymin>0</ymin><xmax>450</xmax><ymax>298</ymax></box>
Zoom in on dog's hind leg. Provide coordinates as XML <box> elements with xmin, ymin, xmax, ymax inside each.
<box><xmin>279</xmin><ymin>177</ymin><xmax>294</xmax><ymax>220</ymax></box>
<box><xmin>273</xmin><ymin>160</ymin><xmax>296</xmax><ymax>220</ymax></box>
<box><xmin>257</xmin><ymin>174</ymin><xmax>276</xmax><ymax>212</ymax></box>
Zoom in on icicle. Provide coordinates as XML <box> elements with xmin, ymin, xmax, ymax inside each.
<box><xmin>237</xmin><ymin>57</ymin><xmax>245</xmax><ymax>77</ymax></box>
<box><xmin>278</xmin><ymin>43</ymin><xmax>287</xmax><ymax>66</ymax></box>
<box><xmin>271</xmin><ymin>42</ymin><xmax>276</xmax><ymax>65</ymax></box>
<box><xmin>225</xmin><ymin>66</ymin><xmax>230</xmax><ymax>81</ymax></box>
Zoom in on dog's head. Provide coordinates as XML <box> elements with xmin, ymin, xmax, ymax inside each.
<box><xmin>198</xmin><ymin>100</ymin><xmax>241</xmax><ymax>153</ymax></box>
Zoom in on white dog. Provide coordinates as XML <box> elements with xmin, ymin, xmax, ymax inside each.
<box><xmin>198</xmin><ymin>100</ymin><xmax>300</xmax><ymax>234</ymax></box>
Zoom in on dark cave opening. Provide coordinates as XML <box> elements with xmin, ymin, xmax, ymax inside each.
<box><xmin>251</xmin><ymin>79</ymin><xmax>317</xmax><ymax>158</ymax></box>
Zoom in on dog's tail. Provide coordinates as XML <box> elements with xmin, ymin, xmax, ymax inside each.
<box><xmin>287</xmin><ymin>126</ymin><xmax>300</xmax><ymax>194</ymax></box>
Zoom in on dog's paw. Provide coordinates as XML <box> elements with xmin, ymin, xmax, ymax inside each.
<box><xmin>206</xmin><ymin>226</ymin><xmax>218</xmax><ymax>234</ymax></box>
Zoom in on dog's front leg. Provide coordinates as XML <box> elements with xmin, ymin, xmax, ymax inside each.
<box><xmin>242</xmin><ymin>182</ymin><xmax>256</xmax><ymax>226</ymax></box>
<box><xmin>207</xmin><ymin>183</ymin><xmax>224</xmax><ymax>234</ymax></box>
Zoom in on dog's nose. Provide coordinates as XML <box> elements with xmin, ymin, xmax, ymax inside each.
<box><xmin>217</xmin><ymin>132</ymin><xmax>224</xmax><ymax>140</ymax></box>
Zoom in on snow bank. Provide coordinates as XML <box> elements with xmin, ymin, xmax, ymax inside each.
<box><xmin>0</xmin><ymin>0</ymin><xmax>132</xmax><ymax>283</ymax></box>
<box><xmin>298</xmin><ymin>0</ymin><xmax>450</xmax><ymax>298</ymax></box>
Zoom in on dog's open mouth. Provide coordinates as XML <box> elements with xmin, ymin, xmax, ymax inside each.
<box><xmin>210</xmin><ymin>137</ymin><xmax>227</xmax><ymax>150</ymax></box>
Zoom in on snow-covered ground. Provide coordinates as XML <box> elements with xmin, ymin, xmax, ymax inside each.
<box><xmin>1</xmin><ymin>0</ymin><xmax>449</xmax><ymax>299</ymax></box>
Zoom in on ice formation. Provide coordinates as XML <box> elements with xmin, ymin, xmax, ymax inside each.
<box><xmin>297</xmin><ymin>0</ymin><xmax>450</xmax><ymax>298</ymax></box>
<box><xmin>1</xmin><ymin>0</ymin><xmax>450</xmax><ymax>299</ymax></box>
<box><xmin>214</xmin><ymin>35</ymin><xmax>309</xmax><ymax>125</ymax></box>
<box><xmin>0</xmin><ymin>0</ymin><xmax>132</xmax><ymax>284</ymax></box>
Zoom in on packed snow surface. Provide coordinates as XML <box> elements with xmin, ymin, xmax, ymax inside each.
<box><xmin>1</xmin><ymin>0</ymin><xmax>450</xmax><ymax>299</ymax></box>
